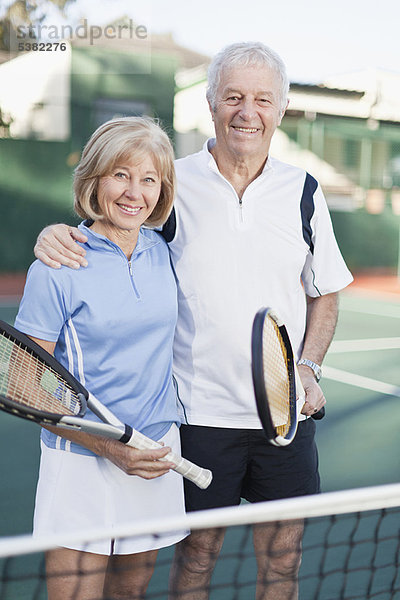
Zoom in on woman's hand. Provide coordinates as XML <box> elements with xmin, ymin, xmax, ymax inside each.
<box><xmin>102</xmin><ymin>438</ymin><xmax>176</xmax><ymax>479</ymax></box>
<box><xmin>44</xmin><ymin>425</ymin><xmax>175</xmax><ymax>479</ymax></box>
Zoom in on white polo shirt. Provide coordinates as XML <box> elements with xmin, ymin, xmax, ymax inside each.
<box><xmin>164</xmin><ymin>139</ymin><xmax>353</xmax><ymax>429</ymax></box>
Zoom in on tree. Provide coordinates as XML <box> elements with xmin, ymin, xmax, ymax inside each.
<box><xmin>0</xmin><ymin>0</ymin><xmax>76</xmax><ymax>51</ymax></box>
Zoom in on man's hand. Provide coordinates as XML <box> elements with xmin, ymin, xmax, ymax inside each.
<box><xmin>34</xmin><ymin>224</ymin><xmax>88</xmax><ymax>269</ymax></box>
<box><xmin>297</xmin><ymin>292</ymin><xmax>339</xmax><ymax>417</ymax></box>
<box><xmin>298</xmin><ymin>364</ymin><xmax>326</xmax><ymax>416</ymax></box>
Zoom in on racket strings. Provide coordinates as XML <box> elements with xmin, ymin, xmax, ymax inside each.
<box><xmin>0</xmin><ymin>333</ymin><xmax>81</xmax><ymax>416</ymax></box>
<box><xmin>262</xmin><ymin>317</ymin><xmax>291</xmax><ymax>435</ymax></box>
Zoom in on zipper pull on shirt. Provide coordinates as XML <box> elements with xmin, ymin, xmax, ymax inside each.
<box><xmin>238</xmin><ymin>197</ymin><xmax>244</xmax><ymax>223</ymax></box>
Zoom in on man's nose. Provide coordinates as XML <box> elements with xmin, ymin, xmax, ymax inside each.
<box><xmin>238</xmin><ymin>98</ymin><xmax>257</xmax><ymax>120</ymax></box>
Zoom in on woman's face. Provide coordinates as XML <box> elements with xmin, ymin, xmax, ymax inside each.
<box><xmin>96</xmin><ymin>154</ymin><xmax>162</xmax><ymax>236</ymax></box>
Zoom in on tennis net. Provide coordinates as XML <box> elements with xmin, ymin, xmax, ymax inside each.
<box><xmin>1</xmin><ymin>483</ymin><xmax>400</xmax><ymax>599</ymax></box>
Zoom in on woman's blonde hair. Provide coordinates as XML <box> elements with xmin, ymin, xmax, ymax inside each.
<box><xmin>73</xmin><ymin>116</ymin><xmax>175</xmax><ymax>227</ymax></box>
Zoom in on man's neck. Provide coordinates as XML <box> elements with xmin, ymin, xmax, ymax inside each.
<box><xmin>210</xmin><ymin>144</ymin><xmax>268</xmax><ymax>199</ymax></box>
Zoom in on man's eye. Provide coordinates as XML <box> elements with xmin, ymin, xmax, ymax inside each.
<box><xmin>225</xmin><ymin>96</ymin><xmax>241</xmax><ymax>105</ymax></box>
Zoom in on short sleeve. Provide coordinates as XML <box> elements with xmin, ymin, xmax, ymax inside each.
<box><xmin>301</xmin><ymin>183</ymin><xmax>353</xmax><ymax>297</ymax></box>
<box><xmin>14</xmin><ymin>261</ymin><xmax>69</xmax><ymax>341</ymax></box>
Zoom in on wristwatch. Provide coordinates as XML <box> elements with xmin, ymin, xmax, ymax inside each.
<box><xmin>297</xmin><ymin>359</ymin><xmax>322</xmax><ymax>382</ymax></box>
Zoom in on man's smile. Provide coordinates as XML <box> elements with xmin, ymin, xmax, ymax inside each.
<box><xmin>231</xmin><ymin>126</ymin><xmax>260</xmax><ymax>133</ymax></box>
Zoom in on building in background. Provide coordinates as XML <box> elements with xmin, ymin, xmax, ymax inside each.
<box><xmin>1</xmin><ymin>24</ymin><xmax>400</xmax><ymax>274</ymax></box>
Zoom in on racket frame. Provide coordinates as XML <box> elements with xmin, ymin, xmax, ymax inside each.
<box><xmin>251</xmin><ymin>307</ymin><xmax>301</xmax><ymax>447</ymax></box>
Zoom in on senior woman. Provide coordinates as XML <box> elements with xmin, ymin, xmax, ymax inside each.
<box><xmin>14</xmin><ymin>117</ymin><xmax>186</xmax><ymax>600</ymax></box>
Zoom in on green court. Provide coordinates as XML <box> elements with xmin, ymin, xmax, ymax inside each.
<box><xmin>0</xmin><ymin>288</ymin><xmax>399</xmax><ymax>598</ymax></box>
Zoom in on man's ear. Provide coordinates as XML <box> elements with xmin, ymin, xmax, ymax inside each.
<box><xmin>279</xmin><ymin>98</ymin><xmax>289</xmax><ymax>123</ymax></box>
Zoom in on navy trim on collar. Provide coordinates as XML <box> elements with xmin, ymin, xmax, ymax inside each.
<box><xmin>300</xmin><ymin>173</ymin><xmax>318</xmax><ymax>254</ymax></box>
<box><xmin>160</xmin><ymin>208</ymin><xmax>177</xmax><ymax>243</ymax></box>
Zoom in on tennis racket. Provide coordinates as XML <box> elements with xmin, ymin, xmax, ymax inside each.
<box><xmin>251</xmin><ymin>307</ymin><xmax>325</xmax><ymax>447</ymax></box>
<box><xmin>0</xmin><ymin>320</ymin><xmax>212</xmax><ymax>489</ymax></box>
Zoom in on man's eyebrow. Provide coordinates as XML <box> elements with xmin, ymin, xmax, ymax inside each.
<box><xmin>222</xmin><ymin>88</ymin><xmax>242</xmax><ymax>96</ymax></box>
<box><xmin>222</xmin><ymin>88</ymin><xmax>274</xmax><ymax>97</ymax></box>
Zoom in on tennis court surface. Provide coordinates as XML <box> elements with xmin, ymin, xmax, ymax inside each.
<box><xmin>0</xmin><ymin>273</ymin><xmax>399</xmax><ymax>598</ymax></box>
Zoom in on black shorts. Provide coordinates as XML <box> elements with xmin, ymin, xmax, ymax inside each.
<box><xmin>180</xmin><ymin>419</ymin><xmax>320</xmax><ymax>512</ymax></box>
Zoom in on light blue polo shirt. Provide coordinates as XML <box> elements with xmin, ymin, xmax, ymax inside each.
<box><xmin>15</xmin><ymin>222</ymin><xmax>179</xmax><ymax>455</ymax></box>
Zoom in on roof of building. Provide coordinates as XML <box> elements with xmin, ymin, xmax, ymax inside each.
<box><xmin>286</xmin><ymin>69</ymin><xmax>400</xmax><ymax>123</ymax></box>
<box><xmin>70</xmin><ymin>19</ymin><xmax>210</xmax><ymax>70</ymax></box>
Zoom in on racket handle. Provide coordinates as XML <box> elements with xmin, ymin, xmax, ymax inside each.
<box><xmin>312</xmin><ymin>406</ymin><xmax>325</xmax><ymax>420</ymax></box>
<box><xmin>126</xmin><ymin>428</ymin><xmax>213</xmax><ymax>490</ymax></box>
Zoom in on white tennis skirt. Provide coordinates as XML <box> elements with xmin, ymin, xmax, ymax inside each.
<box><xmin>34</xmin><ymin>424</ymin><xmax>188</xmax><ymax>555</ymax></box>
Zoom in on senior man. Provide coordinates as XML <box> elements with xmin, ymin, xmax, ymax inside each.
<box><xmin>34</xmin><ymin>42</ymin><xmax>352</xmax><ymax>599</ymax></box>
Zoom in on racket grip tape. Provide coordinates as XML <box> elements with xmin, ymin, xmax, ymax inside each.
<box><xmin>125</xmin><ymin>427</ymin><xmax>212</xmax><ymax>490</ymax></box>
<box><xmin>312</xmin><ymin>406</ymin><xmax>325</xmax><ymax>420</ymax></box>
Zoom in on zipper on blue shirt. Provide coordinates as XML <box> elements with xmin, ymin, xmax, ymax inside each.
<box><xmin>127</xmin><ymin>260</ymin><xmax>141</xmax><ymax>300</ymax></box>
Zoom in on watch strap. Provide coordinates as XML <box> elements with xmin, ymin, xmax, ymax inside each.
<box><xmin>297</xmin><ymin>358</ymin><xmax>322</xmax><ymax>382</ymax></box>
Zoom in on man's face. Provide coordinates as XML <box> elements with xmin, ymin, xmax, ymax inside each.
<box><xmin>209</xmin><ymin>64</ymin><xmax>287</xmax><ymax>163</ymax></box>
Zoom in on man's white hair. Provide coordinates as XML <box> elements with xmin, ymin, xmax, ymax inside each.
<box><xmin>206</xmin><ymin>41</ymin><xmax>290</xmax><ymax>114</ymax></box>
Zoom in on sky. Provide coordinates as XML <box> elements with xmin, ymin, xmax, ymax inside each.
<box><xmin>1</xmin><ymin>0</ymin><xmax>400</xmax><ymax>83</ymax></box>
